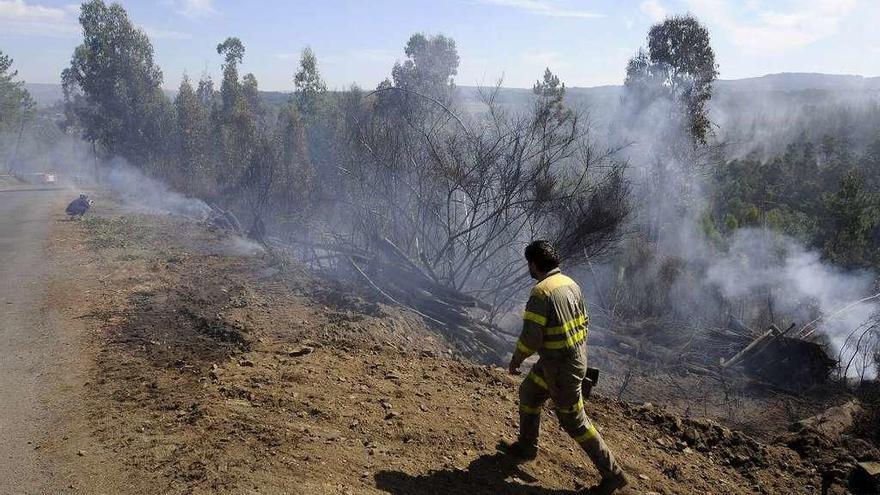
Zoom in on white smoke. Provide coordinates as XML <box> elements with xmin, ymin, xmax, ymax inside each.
<box><xmin>100</xmin><ymin>158</ymin><xmax>268</xmax><ymax>258</ymax></box>
<box><xmin>603</xmin><ymin>75</ymin><xmax>880</xmax><ymax>378</ymax></box>
<box><xmin>708</xmin><ymin>229</ymin><xmax>879</xmax><ymax>376</ymax></box>
<box><xmin>103</xmin><ymin>158</ymin><xmax>212</xmax><ymax>221</ymax></box>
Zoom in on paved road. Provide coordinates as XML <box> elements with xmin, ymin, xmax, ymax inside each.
<box><xmin>0</xmin><ymin>187</ymin><xmax>67</xmax><ymax>494</ymax></box>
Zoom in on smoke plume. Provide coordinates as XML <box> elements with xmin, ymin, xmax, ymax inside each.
<box><xmin>103</xmin><ymin>158</ymin><xmax>212</xmax><ymax>221</ymax></box>
<box><xmin>594</xmin><ymin>76</ymin><xmax>880</xmax><ymax>378</ymax></box>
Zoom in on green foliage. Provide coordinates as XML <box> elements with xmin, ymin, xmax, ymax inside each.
<box><xmin>0</xmin><ymin>50</ymin><xmax>35</xmax><ymax>132</ymax></box>
<box><xmin>624</xmin><ymin>14</ymin><xmax>718</xmax><ymax>144</ymax></box>
<box><xmin>242</xmin><ymin>73</ymin><xmax>265</xmax><ymax>123</ymax></box>
<box><xmin>616</xmin><ymin>14</ymin><xmax>718</xmax><ymax>254</ymax></box>
<box><xmin>217</xmin><ymin>37</ymin><xmax>245</xmax><ymax>66</ymax></box>
<box><xmin>763</xmin><ymin>208</ymin><xmax>815</xmax><ymax>242</ymax></box>
<box><xmin>276</xmin><ymin>104</ymin><xmax>310</xmax><ymax>183</ymax></box>
<box><xmin>211</xmin><ymin>37</ymin><xmax>261</xmax><ymax>191</ymax></box>
<box><xmin>81</xmin><ymin>215</ymin><xmax>150</xmax><ymax>249</ymax></box>
<box><xmin>265</xmin><ymin>102</ymin><xmax>311</xmax><ymax>218</ymax></box>
<box><xmin>173</xmin><ymin>75</ymin><xmax>213</xmax><ymax>195</ymax></box>
<box><xmin>390</xmin><ymin>33</ymin><xmax>459</xmax><ymax>103</ymax></box>
<box><xmin>532</xmin><ymin>68</ymin><xmax>571</xmax><ymax>125</ymax></box>
<box><xmin>293</xmin><ymin>47</ymin><xmax>327</xmax><ymax>120</ymax></box>
<box><xmin>699</xmin><ymin>210</ymin><xmax>723</xmax><ymax>245</ymax></box>
<box><xmin>822</xmin><ymin>169</ymin><xmax>879</xmax><ymax>267</ymax></box>
<box><xmin>369</xmin><ymin>32</ymin><xmax>462</xmax><ymax>136</ymax></box>
<box><xmin>51</xmin><ymin>3</ymin><xmax>625</xmax><ymax>313</ymax></box>
<box><xmin>62</xmin><ymin>0</ymin><xmax>171</xmax><ymax>168</ymax></box>
<box><xmin>711</xmin><ymin>137</ymin><xmax>880</xmax><ymax>268</ymax></box>
<box><xmin>860</xmin><ymin>135</ymin><xmax>880</xmax><ymax>191</ymax></box>
<box><xmin>216</xmin><ymin>37</ymin><xmax>246</xmax><ymax>117</ymax></box>
<box><xmin>722</xmin><ymin>213</ymin><xmax>738</xmax><ymax>231</ymax></box>
<box><xmin>56</xmin><ymin>0</ymin><xmax>316</xmax><ymax>235</ymax></box>
<box><xmin>533</xmin><ymin>67</ymin><xmax>564</xmax><ymax>102</ymax></box>
<box><xmin>742</xmin><ymin>204</ymin><xmax>760</xmax><ymax>226</ymax></box>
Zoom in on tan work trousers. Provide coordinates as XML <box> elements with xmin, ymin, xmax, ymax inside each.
<box><xmin>518</xmin><ymin>349</ymin><xmax>623</xmax><ymax>479</ymax></box>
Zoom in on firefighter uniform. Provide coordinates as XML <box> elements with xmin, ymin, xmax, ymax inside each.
<box><xmin>512</xmin><ymin>268</ymin><xmax>624</xmax><ymax>480</ymax></box>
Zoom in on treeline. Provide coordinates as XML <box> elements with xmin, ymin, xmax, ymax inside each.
<box><xmin>710</xmin><ymin>135</ymin><xmax>880</xmax><ymax>269</ymax></box>
<box><xmin>11</xmin><ymin>0</ymin><xmax>879</xmax><ymax>337</ymax></box>
<box><xmin>60</xmin><ymin>1</ymin><xmax>313</xmax><ymax>225</ymax></box>
<box><xmin>54</xmin><ymin>0</ymin><xmax>631</xmax><ymax>316</ymax></box>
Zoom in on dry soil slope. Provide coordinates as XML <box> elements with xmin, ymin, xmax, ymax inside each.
<box><xmin>64</xmin><ymin>206</ymin><xmax>826</xmax><ymax>495</ymax></box>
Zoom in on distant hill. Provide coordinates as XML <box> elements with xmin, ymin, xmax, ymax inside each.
<box><xmin>24</xmin><ymin>83</ymin><xmax>65</xmax><ymax>108</ymax></box>
<box><xmin>24</xmin><ymin>72</ymin><xmax>880</xmax><ymax>157</ymax></box>
<box><xmin>26</xmin><ymin>72</ymin><xmax>880</xmax><ymax>109</ymax></box>
<box><xmin>24</xmin><ymin>83</ymin><xmax>180</xmax><ymax>108</ymax></box>
<box><xmin>715</xmin><ymin>73</ymin><xmax>880</xmax><ymax>92</ymax></box>
<box><xmin>466</xmin><ymin>73</ymin><xmax>880</xmax><ymax>134</ymax></box>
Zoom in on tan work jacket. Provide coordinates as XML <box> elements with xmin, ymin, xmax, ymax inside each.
<box><xmin>513</xmin><ymin>268</ymin><xmax>588</xmax><ymax>363</ymax></box>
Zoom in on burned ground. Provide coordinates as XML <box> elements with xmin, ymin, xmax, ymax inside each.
<box><xmin>48</xmin><ymin>205</ymin><xmax>874</xmax><ymax>494</ymax></box>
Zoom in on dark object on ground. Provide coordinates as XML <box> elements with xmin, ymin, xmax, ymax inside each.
<box><xmin>796</xmin><ymin>400</ymin><xmax>863</xmax><ymax>442</ymax></box>
<box><xmin>850</xmin><ymin>461</ymin><xmax>880</xmax><ymax>494</ymax></box>
<box><xmin>65</xmin><ymin>194</ymin><xmax>92</xmax><ymax>217</ymax></box>
<box><xmin>721</xmin><ymin>323</ymin><xmax>835</xmax><ymax>390</ymax></box>
<box><xmin>742</xmin><ymin>336</ymin><xmax>836</xmax><ymax>388</ymax></box>
<box><xmin>583</xmin><ymin>367</ymin><xmax>600</xmax><ymax>398</ymax></box>
<box><xmin>779</xmin><ymin>400</ymin><xmax>879</xmax><ymax>494</ymax></box>
<box><xmin>496</xmin><ymin>439</ymin><xmax>537</xmax><ymax>461</ymax></box>
<box><xmin>288</xmin><ymin>346</ymin><xmax>314</xmax><ymax>357</ymax></box>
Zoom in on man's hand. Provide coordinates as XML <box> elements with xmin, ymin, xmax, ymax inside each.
<box><xmin>508</xmin><ymin>358</ymin><xmax>522</xmax><ymax>375</ymax></box>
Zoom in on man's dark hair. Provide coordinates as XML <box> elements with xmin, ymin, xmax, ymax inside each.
<box><xmin>524</xmin><ymin>240</ymin><xmax>560</xmax><ymax>272</ymax></box>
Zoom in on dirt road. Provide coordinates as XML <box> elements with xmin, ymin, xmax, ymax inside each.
<box><xmin>0</xmin><ymin>186</ymin><xmax>74</xmax><ymax>494</ymax></box>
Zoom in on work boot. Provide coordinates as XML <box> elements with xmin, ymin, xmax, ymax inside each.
<box><xmin>497</xmin><ymin>439</ymin><xmax>538</xmax><ymax>461</ymax></box>
<box><xmin>580</xmin><ymin>473</ymin><xmax>629</xmax><ymax>495</ymax></box>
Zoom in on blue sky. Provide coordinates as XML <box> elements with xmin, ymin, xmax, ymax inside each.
<box><xmin>1</xmin><ymin>0</ymin><xmax>878</xmax><ymax>91</ymax></box>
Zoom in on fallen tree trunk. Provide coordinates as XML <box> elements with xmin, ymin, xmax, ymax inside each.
<box><xmin>720</xmin><ymin>323</ymin><xmax>797</xmax><ymax>368</ymax></box>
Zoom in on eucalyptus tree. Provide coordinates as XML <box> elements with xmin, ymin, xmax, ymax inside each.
<box><xmin>213</xmin><ymin>37</ymin><xmax>259</xmax><ymax>191</ymax></box>
<box><xmin>293</xmin><ymin>47</ymin><xmax>327</xmax><ymax>121</ymax></box>
<box><xmin>61</xmin><ymin>0</ymin><xmax>172</xmax><ymax>170</ymax></box>
<box><xmin>616</xmin><ymin>14</ymin><xmax>719</xmax><ymax>251</ymax></box>
<box><xmin>174</xmin><ymin>76</ymin><xmax>214</xmax><ymax>195</ymax></box>
<box><xmin>623</xmin><ymin>14</ymin><xmax>718</xmax><ymax>145</ymax></box>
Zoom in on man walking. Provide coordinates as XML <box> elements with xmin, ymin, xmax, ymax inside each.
<box><xmin>501</xmin><ymin>240</ymin><xmax>628</xmax><ymax>495</ymax></box>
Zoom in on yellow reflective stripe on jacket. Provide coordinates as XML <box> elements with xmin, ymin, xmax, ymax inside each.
<box><xmin>516</xmin><ymin>339</ymin><xmax>535</xmax><ymax>355</ymax></box>
<box><xmin>543</xmin><ymin>327</ymin><xmax>587</xmax><ymax>349</ymax></box>
<box><xmin>528</xmin><ymin>372</ymin><xmax>547</xmax><ymax>389</ymax></box>
<box><xmin>520</xmin><ymin>403</ymin><xmax>541</xmax><ymax>415</ymax></box>
<box><xmin>557</xmin><ymin>398</ymin><xmax>584</xmax><ymax>415</ymax></box>
<box><xmin>523</xmin><ymin>311</ymin><xmax>547</xmax><ymax>327</ymax></box>
<box><xmin>545</xmin><ymin>314</ymin><xmax>586</xmax><ymax>335</ymax></box>
<box><xmin>574</xmin><ymin>424</ymin><xmax>598</xmax><ymax>443</ymax></box>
